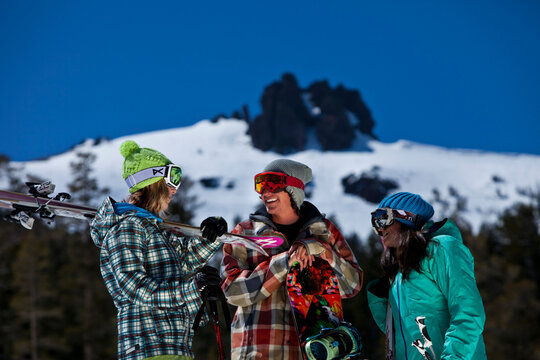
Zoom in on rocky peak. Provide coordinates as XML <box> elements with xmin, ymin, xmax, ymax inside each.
<box><xmin>246</xmin><ymin>73</ymin><xmax>376</xmax><ymax>153</ymax></box>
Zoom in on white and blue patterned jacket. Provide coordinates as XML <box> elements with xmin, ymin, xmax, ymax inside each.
<box><xmin>90</xmin><ymin>197</ymin><xmax>221</xmax><ymax>360</ymax></box>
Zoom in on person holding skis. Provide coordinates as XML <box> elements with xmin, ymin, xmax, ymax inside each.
<box><xmin>367</xmin><ymin>192</ymin><xmax>487</xmax><ymax>360</ymax></box>
<box><xmin>90</xmin><ymin>140</ymin><xmax>227</xmax><ymax>360</ymax></box>
<box><xmin>221</xmin><ymin>159</ymin><xmax>363</xmax><ymax>359</ymax></box>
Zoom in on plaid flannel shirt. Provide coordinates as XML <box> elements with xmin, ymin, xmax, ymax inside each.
<box><xmin>221</xmin><ymin>202</ymin><xmax>363</xmax><ymax>360</ymax></box>
<box><xmin>90</xmin><ymin>197</ymin><xmax>221</xmax><ymax>360</ymax></box>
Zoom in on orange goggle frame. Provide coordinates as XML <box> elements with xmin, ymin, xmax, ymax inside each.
<box><xmin>254</xmin><ymin>171</ymin><xmax>305</xmax><ymax>194</ymax></box>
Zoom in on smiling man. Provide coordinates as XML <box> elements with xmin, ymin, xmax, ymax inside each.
<box><xmin>220</xmin><ymin>159</ymin><xmax>363</xmax><ymax>359</ymax></box>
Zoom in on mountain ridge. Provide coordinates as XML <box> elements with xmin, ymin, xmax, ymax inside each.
<box><xmin>3</xmin><ymin>119</ymin><xmax>539</xmax><ymax>240</ymax></box>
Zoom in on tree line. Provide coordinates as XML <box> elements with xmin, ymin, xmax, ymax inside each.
<box><xmin>0</xmin><ymin>153</ymin><xmax>539</xmax><ymax>360</ymax></box>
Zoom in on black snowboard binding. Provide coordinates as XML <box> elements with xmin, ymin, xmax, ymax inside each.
<box><xmin>304</xmin><ymin>322</ymin><xmax>362</xmax><ymax>360</ymax></box>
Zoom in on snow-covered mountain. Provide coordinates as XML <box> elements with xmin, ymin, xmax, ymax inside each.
<box><xmin>4</xmin><ymin>119</ymin><xmax>540</xmax><ymax>240</ymax></box>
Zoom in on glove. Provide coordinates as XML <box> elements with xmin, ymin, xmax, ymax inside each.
<box><xmin>193</xmin><ymin>266</ymin><xmax>231</xmax><ymax>331</ymax></box>
<box><xmin>200</xmin><ymin>216</ymin><xmax>227</xmax><ymax>242</ymax></box>
<box><xmin>368</xmin><ymin>275</ymin><xmax>391</xmax><ymax>298</ymax></box>
<box><xmin>195</xmin><ymin>266</ymin><xmax>226</xmax><ymax>301</ymax></box>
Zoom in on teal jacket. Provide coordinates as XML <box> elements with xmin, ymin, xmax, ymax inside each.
<box><xmin>367</xmin><ymin>219</ymin><xmax>486</xmax><ymax>360</ymax></box>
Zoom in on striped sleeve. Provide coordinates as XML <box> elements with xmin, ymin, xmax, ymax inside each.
<box><xmin>179</xmin><ymin>277</ymin><xmax>205</xmax><ymax>321</ymax></box>
<box><xmin>167</xmin><ymin>232</ymin><xmax>222</xmax><ymax>320</ymax></box>
<box><xmin>165</xmin><ymin>230</ymin><xmax>222</xmax><ymax>278</ymax></box>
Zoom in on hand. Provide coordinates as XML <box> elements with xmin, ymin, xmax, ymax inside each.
<box><xmin>200</xmin><ymin>216</ymin><xmax>228</xmax><ymax>242</ymax></box>
<box><xmin>195</xmin><ymin>266</ymin><xmax>226</xmax><ymax>301</ymax></box>
<box><xmin>288</xmin><ymin>244</ymin><xmax>315</xmax><ymax>270</ymax></box>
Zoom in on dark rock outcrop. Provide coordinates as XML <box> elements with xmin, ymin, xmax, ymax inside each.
<box><xmin>341</xmin><ymin>169</ymin><xmax>398</xmax><ymax>203</ymax></box>
<box><xmin>248</xmin><ymin>74</ymin><xmax>311</xmax><ymax>153</ymax></box>
<box><xmin>248</xmin><ymin>73</ymin><xmax>376</xmax><ymax>153</ymax></box>
<box><xmin>200</xmin><ymin>177</ymin><xmax>221</xmax><ymax>188</ymax></box>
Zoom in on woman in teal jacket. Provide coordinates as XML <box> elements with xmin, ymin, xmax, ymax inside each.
<box><xmin>367</xmin><ymin>192</ymin><xmax>486</xmax><ymax>360</ymax></box>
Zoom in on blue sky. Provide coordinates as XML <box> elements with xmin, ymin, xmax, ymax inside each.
<box><xmin>1</xmin><ymin>1</ymin><xmax>539</xmax><ymax>161</ymax></box>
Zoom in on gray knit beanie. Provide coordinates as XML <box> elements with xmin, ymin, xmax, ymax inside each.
<box><xmin>263</xmin><ymin>159</ymin><xmax>312</xmax><ymax>209</ymax></box>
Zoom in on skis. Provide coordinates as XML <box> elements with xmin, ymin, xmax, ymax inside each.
<box><xmin>0</xmin><ymin>182</ymin><xmax>284</xmax><ymax>255</ymax></box>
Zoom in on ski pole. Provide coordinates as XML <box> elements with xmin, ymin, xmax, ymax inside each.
<box><xmin>208</xmin><ymin>300</ymin><xmax>226</xmax><ymax>360</ymax></box>
<box><xmin>412</xmin><ymin>339</ymin><xmax>433</xmax><ymax>360</ymax></box>
<box><xmin>412</xmin><ymin>316</ymin><xmax>437</xmax><ymax>360</ymax></box>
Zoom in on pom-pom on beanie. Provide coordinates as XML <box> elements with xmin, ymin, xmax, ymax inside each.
<box><xmin>120</xmin><ymin>140</ymin><xmax>172</xmax><ymax>193</ymax></box>
<box><xmin>378</xmin><ymin>192</ymin><xmax>434</xmax><ymax>229</ymax></box>
<box><xmin>263</xmin><ymin>159</ymin><xmax>312</xmax><ymax>209</ymax></box>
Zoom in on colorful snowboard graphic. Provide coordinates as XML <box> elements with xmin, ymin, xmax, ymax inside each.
<box><xmin>287</xmin><ymin>256</ymin><xmax>343</xmax><ymax>358</ymax></box>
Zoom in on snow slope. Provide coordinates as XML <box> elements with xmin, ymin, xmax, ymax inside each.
<box><xmin>5</xmin><ymin>119</ymin><xmax>540</xmax><ymax>240</ymax></box>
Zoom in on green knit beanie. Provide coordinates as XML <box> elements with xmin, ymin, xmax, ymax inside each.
<box><xmin>120</xmin><ymin>140</ymin><xmax>172</xmax><ymax>193</ymax></box>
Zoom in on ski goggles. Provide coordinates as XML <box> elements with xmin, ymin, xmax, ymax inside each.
<box><xmin>371</xmin><ymin>207</ymin><xmax>421</xmax><ymax>235</ymax></box>
<box><xmin>125</xmin><ymin>164</ymin><xmax>183</xmax><ymax>190</ymax></box>
<box><xmin>254</xmin><ymin>171</ymin><xmax>305</xmax><ymax>194</ymax></box>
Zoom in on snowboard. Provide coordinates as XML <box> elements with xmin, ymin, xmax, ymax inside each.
<box><xmin>0</xmin><ymin>182</ymin><xmax>283</xmax><ymax>255</ymax></box>
<box><xmin>286</xmin><ymin>256</ymin><xmax>344</xmax><ymax>359</ymax></box>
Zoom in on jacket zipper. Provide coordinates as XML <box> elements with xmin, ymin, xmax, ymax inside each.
<box><xmin>397</xmin><ymin>276</ymin><xmax>408</xmax><ymax>360</ymax></box>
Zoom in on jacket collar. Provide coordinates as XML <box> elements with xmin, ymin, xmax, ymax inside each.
<box><xmin>250</xmin><ymin>201</ymin><xmax>324</xmax><ymax>233</ymax></box>
<box><xmin>425</xmin><ymin>218</ymin><xmax>463</xmax><ymax>243</ymax></box>
<box><xmin>113</xmin><ymin>201</ymin><xmax>162</xmax><ymax>223</ymax></box>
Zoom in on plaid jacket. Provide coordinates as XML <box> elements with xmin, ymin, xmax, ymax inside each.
<box><xmin>90</xmin><ymin>197</ymin><xmax>221</xmax><ymax>360</ymax></box>
<box><xmin>221</xmin><ymin>202</ymin><xmax>363</xmax><ymax>360</ymax></box>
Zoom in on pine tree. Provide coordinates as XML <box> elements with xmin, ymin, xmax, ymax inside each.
<box><xmin>464</xmin><ymin>194</ymin><xmax>540</xmax><ymax>360</ymax></box>
<box><xmin>0</xmin><ymin>155</ymin><xmax>23</xmax><ymax>359</ymax></box>
<box><xmin>342</xmin><ymin>232</ymin><xmax>385</xmax><ymax>359</ymax></box>
<box><xmin>0</xmin><ymin>154</ymin><xmax>25</xmax><ymax>192</ymax></box>
<box><xmin>57</xmin><ymin>151</ymin><xmax>115</xmax><ymax>360</ymax></box>
<box><xmin>10</xmin><ymin>225</ymin><xmax>68</xmax><ymax>360</ymax></box>
<box><xmin>0</xmin><ymin>222</ymin><xmax>23</xmax><ymax>359</ymax></box>
<box><xmin>0</xmin><ymin>157</ymin><xmax>55</xmax><ymax>359</ymax></box>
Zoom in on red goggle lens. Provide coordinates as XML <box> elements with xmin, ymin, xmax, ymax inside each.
<box><xmin>254</xmin><ymin>172</ymin><xmax>304</xmax><ymax>194</ymax></box>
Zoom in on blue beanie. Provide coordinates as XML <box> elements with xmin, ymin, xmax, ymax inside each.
<box><xmin>378</xmin><ymin>192</ymin><xmax>434</xmax><ymax>229</ymax></box>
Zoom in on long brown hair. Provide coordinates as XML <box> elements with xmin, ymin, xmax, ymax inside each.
<box><xmin>381</xmin><ymin>223</ymin><xmax>430</xmax><ymax>280</ymax></box>
<box><xmin>127</xmin><ymin>179</ymin><xmax>170</xmax><ymax>216</ymax></box>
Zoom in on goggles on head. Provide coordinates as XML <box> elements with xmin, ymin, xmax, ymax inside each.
<box><xmin>125</xmin><ymin>164</ymin><xmax>183</xmax><ymax>190</ymax></box>
<box><xmin>370</xmin><ymin>207</ymin><xmax>421</xmax><ymax>235</ymax></box>
<box><xmin>254</xmin><ymin>171</ymin><xmax>305</xmax><ymax>194</ymax></box>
